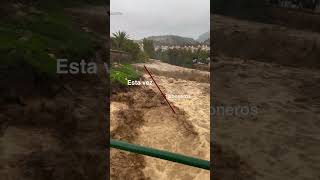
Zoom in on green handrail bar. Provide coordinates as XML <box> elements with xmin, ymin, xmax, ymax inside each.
<box><xmin>110</xmin><ymin>139</ymin><xmax>210</xmax><ymax>170</ymax></box>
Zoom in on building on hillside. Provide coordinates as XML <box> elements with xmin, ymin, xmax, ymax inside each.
<box><xmin>155</xmin><ymin>44</ymin><xmax>210</xmax><ymax>52</ymax></box>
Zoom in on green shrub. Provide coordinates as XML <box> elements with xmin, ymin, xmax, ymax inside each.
<box><xmin>111</xmin><ymin>31</ymin><xmax>149</xmax><ymax>62</ymax></box>
<box><xmin>110</xmin><ymin>64</ymin><xmax>141</xmax><ymax>86</ymax></box>
<box><xmin>143</xmin><ymin>38</ymin><xmax>155</xmax><ymax>58</ymax></box>
<box><xmin>0</xmin><ymin>9</ymin><xmax>99</xmax><ymax>78</ymax></box>
<box><xmin>155</xmin><ymin>48</ymin><xmax>209</xmax><ymax>68</ymax></box>
<box><xmin>136</xmin><ymin>51</ymin><xmax>149</xmax><ymax>62</ymax></box>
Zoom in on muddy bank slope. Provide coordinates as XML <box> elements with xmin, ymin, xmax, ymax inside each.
<box><xmin>212</xmin><ymin>15</ymin><xmax>320</xmax><ymax>68</ymax></box>
<box><xmin>212</xmin><ymin>57</ymin><xmax>320</xmax><ymax>180</ymax></box>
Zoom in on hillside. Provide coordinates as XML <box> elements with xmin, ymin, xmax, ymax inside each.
<box><xmin>197</xmin><ymin>31</ymin><xmax>210</xmax><ymax>43</ymax></box>
<box><xmin>146</xmin><ymin>35</ymin><xmax>198</xmax><ymax>46</ymax></box>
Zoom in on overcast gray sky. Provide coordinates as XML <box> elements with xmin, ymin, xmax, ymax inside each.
<box><xmin>110</xmin><ymin>0</ymin><xmax>210</xmax><ymax>40</ymax></box>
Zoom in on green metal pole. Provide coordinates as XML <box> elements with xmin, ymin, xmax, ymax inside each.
<box><xmin>110</xmin><ymin>139</ymin><xmax>210</xmax><ymax>170</ymax></box>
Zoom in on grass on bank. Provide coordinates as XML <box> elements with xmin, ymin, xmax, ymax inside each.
<box><xmin>0</xmin><ymin>5</ymin><xmax>100</xmax><ymax>78</ymax></box>
<box><xmin>110</xmin><ymin>64</ymin><xmax>141</xmax><ymax>87</ymax></box>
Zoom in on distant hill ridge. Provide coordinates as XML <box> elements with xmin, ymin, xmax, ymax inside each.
<box><xmin>145</xmin><ymin>32</ymin><xmax>210</xmax><ymax>46</ymax></box>
<box><xmin>197</xmin><ymin>31</ymin><xmax>210</xmax><ymax>43</ymax></box>
<box><xmin>146</xmin><ymin>35</ymin><xmax>198</xmax><ymax>46</ymax></box>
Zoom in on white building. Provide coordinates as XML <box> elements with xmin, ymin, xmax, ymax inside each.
<box><xmin>155</xmin><ymin>45</ymin><xmax>210</xmax><ymax>52</ymax></box>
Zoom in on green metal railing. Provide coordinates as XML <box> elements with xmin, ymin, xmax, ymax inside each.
<box><xmin>110</xmin><ymin>139</ymin><xmax>210</xmax><ymax>170</ymax></box>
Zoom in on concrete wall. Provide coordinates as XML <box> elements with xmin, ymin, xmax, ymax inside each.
<box><xmin>110</xmin><ymin>50</ymin><xmax>131</xmax><ymax>64</ymax></box>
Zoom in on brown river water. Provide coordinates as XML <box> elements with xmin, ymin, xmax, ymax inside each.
<box><xmin>110</xmin><ymin>60</ymin><xmax>210</xmax><ymax>180</ymax></box>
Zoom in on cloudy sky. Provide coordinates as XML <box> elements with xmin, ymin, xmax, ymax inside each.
<box><xmin>110</xmin><ymin>0</ymin><xmax>210</xmax><ymax>40</ymax></box>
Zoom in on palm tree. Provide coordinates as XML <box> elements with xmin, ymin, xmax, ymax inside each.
<box><xmin>112</xmin><ymin>31</ymin><xmax>128</xmax><ymax>49</ymax></box>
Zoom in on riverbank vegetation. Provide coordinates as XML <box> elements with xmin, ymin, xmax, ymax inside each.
<box><xmin>155</xmin><ymin>48</ymin><xmax>209</xmax><ymax>68</ymax></box>
<box><xmin>0</xmin><ymin>1</ymin><xmax>103</xmax><ymax>79</ymax></box>
<box><xmin>110</xmin><ymin>64</ymin><xmax>141</xmax><ymax>87</ymax></box>
<box><xmin>111</xmin><ymin>31</ymin><xmax>148</xmax><ymax>62</ymax></box>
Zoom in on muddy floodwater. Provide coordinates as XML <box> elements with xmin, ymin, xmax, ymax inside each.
<box><xmin>110</xmin><ymin>60</ymin><xmax>210</xmax><ymax>180</ymax></box>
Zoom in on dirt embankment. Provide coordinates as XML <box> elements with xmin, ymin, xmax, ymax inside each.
<box><xmin>111</xmin><ymin>61</ymin><xmax>210</xmax><ymax>179</ymax></box>
<box><xmin>0</xmin><ymin>6</ymin><xmax>108</xmax><ymax>180</ymax></box>
<box><xmin>267</xmin><ymin>7</ymin><xmax>320</xmax><ymax>33</ymax></box>
<box><xmin>212</xmin><ymin>57</ymin><xmax>320</xmax><ymax>180</ymax></box>
<box><xmin>212</xmin><ymin>12</ymin><xmax>320</xmax><ymax>180</ymax></box>
<box><xmin>0</xmin><ymin>72</ymin><xmax>108</xmax><ymax>180</ymax></box>
<box><xmin>212</xmin><ymin>15</ymin><xmax>320</xmax><ymax>68</ymax></box>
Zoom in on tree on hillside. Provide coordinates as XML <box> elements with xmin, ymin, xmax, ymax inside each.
<box><xmin>112</xmin><ymin>31</ymin><xmax>129</xmax><ymax>49</ymax></box>
<box><xmin>111</xmin><ymin>31</ymin><xmax>148</xmax><ymax>62</ymax></box>
<box><xmin>143</xmin><ymin>38</ymin><xmax>155</xmax><ymax>58</ymax></box>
